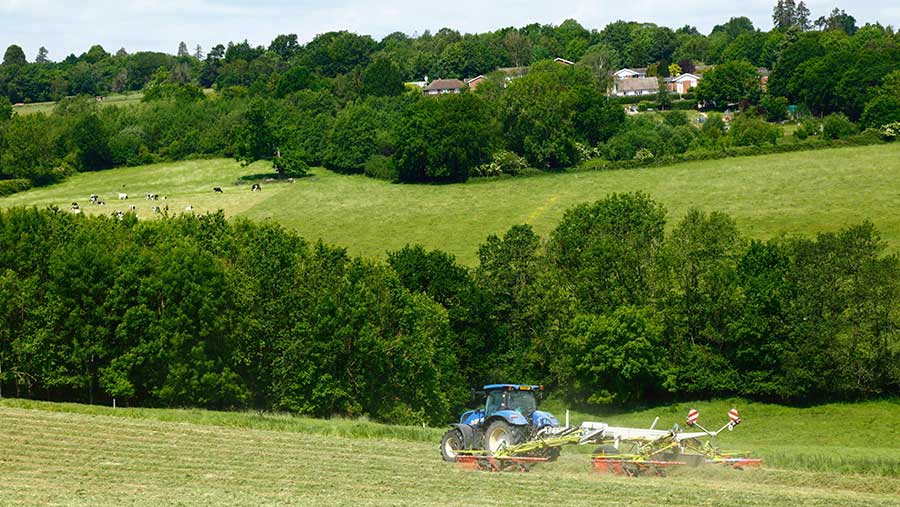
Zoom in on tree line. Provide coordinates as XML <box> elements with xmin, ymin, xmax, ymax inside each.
<box><xmin>2</xmin><ymin>57</ymin><xmax>895</xmax><ymax>196</ymax></box>
<box><xmin>1</xmin><ymin>196</ymin><xmax>897</xmax><ymax>423</ymax></box>
<box><xmin>0</xmin><ymin>2</ymin><xmax>898</xmax><ymax>191</ymax></box>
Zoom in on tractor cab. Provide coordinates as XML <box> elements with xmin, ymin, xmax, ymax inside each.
<box><xmin>458</xmin><ymin>384</ymin><xmax>557</xmax><ymax>430</ymax></box>
<box><xmin>484</xmin><ymin>384</ymin><xmax>539</xmax><ymax>418</ymax></box>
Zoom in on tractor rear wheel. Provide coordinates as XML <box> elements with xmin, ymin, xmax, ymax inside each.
<box><xmin>484</xmin><ymin>420</ymin><xmax>526</xmax><ymax>455</ymax></box>
<box><xmin>440</xmin><ymin>429</ymin><xmax>465</xmax><ymax>462</ymax></box>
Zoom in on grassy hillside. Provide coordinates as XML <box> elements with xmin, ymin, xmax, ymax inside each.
<box><xmin>2</xmin><ymin>399</ymin><xmax>898</xmax><ymax>506</ymax></box>
<box><xmin>3</xmin><ymin>143</ymin><xmax>900</xmax><ymax>264</ymax></box>
<box><xmin>10</xmin><ymin>92</ymin><xmax>145</xmax><ymax>115</ymax></box>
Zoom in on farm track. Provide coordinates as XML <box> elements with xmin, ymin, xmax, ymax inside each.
<box><xmin>2</xmin><ymin>406</ymin><xmax>899</xmax><ymax>506</ymax></box>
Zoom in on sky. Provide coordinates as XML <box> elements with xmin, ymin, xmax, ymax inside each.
<box><xmin>1</xmin><ymin>0</ymin><xmax>898</xmax><ymax>61</ymax></box>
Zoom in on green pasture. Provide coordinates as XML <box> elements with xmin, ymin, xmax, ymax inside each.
<box><xmin>3</xmin><ymin>143</ymin><xmax>900</xmax><ymax>265</ymax></box>
<box><xmin>10</xmin><ymin>92</ymin><xmax>145</xmax><ymax>115</ymax></box>
<box><xmin>1</xmin><ymin>399</ymin><xmax>897</xmax><ymax>506</ymax></box>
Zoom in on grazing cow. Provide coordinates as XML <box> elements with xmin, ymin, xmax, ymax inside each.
<box><xmin>146</xmin><ymin>193</ymin><xmax>158</xmax><ymax>201</ymax></box>
<box><xmin>288</xmin><ymin>178</ymin><xmax>295</xmax><ymax>183</ymax></box>
<box><xmin>128</xmin><ymin>204</ymin><xmax>136</xmax><ymax>211</ymax></box>
<box><xmin>184</xmin><ymin>205</ymin><xmax>193</xmax><ymax>211</ymax></box>
<box><xmin>151</xmin><ymin>206</ymin><xmax>160</xmax><ymax>213</ymax></box>
<box><xmin>162</xmin><ymin>195</ymin><xmax>167</xmax><ymax>200</ymax></box>
<box><xmin>89</xmin><ymin>194</ymin><xmax>99</xmax><ymax>203</ymax></box>
<box><xmin>251</xmin><ymin>183</ymin><xmax>262</xmax><ymax>191</ymax></box>
<box><xmin>118</xmin><ymin>193</ymin><xmax>128</xmax><ymax>200</ymax></box>
<box><xmin>213</xmin><ymin>187</ymin><xmax>224</xmax><ymax>193</ymax></box>
<box><xmin>114</xmin><ymin>211</ymin><xmax>125</xmax><ymax>220</ymax></box>
<box><xmin>97</xmin><ymin>201</ymin><xmax>105</xmax><ymax>206</ymax></box>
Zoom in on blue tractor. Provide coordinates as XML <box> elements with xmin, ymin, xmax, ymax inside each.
<box><xmin>440</xmin><ymin>384</ymin><xmax>560</xmax><ymax>462</ymax></box>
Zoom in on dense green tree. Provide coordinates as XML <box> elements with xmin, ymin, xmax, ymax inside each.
<box><xmin>815</xmin><ymin>8</ymin><xmax>858</xmax><ymax>35</ymax></box>
<box><xmin>303</xmin><ymin>31</ymin><xmax>377</xmax><ymax>77</ymax></box>
<box><xmin>711</xmin><ymin>17</ymin><xmax>755</xmax><ymax>42</ymax></box>
<box><xmin>499</xmin><ymin>61</ymin><xmax>616</xmax><ymax>168</ymax></box>
<box><xmin>729</xmin><ymin>114</ymin><xmax>782</xmax><ymax>146</ymax></box>
<box><xmin>476</xmin><ymin>224</ymin><xmax>574</xmax><ymax>382</ymax></box>
<box><xmin>721</xmin><ymin>32</ymin><xmax>767</xmax><ymax>66</ymax></box>
<box><xmin>393</xmin><ymin>93</ymin><xmax>495</xmax><ymax>183</ymax></box>
<box><xmin>268</xmin><ymin>34</ymin><xmax>300</xmax><ymax>60</ymax></box>
<box><xmin>657</xmin><ymin>210</ymin><xmax>744</xmax><ymax>394</ymax></box>
<box><xmin>760</xmin><ymin>94</ymin><xmax>789</xmax><ymax>121</ymax></box>
<box><xmin>3</xmin><ymin>45</ymin><xmax>27</xmax><ymax>66</ymax></box>
<box><xmin>503</xmin><ymin>31</ymin><xmax>532</xmax><ymax>68</ymax></box>
<box><xmin>860</xmin><ymin>95</ymin><xmax>900</xmax><ymax>128</ymax></box>
<box><xmin>547</xmin><ymin>192</ymin><xmax>666</xmax><ymax>313</ymax></box>
<box><xmin>35</xmin><ymin>47</ymin><xmax>50</xmax><ymax>64</ymax></box>
<box><xmin>231</xmin><ymin>99</ymin><xmax>277</xmax><ymax>166</ymax></box>
<box><xmin>70</xmin><ymin>113</ymin><xmax>113</xmax><ymax>171</ymax></box>
<box><xmin>557</xmin><ymin>306</ymin><xmax>666</xmax><ymax>404</ymax></box>
<box><xmin>696</xmin><ymin>60</ymin><xmax>761</xmax><ymax>106</ymax></box>
<box><xmin>323</xmin><ymin>101</ymin><xmax>382</xmax><ymax>173</ymax></box>
<box><xmin>577</xmin><ymin>44</ymin><xmax>620</xmax><ymax>80</ymax></box>
<box><xmin>0</xmin><ymin>95</ymin><xmax>11</xmax><ymax>121</ymax></box>
<box><xmin>0</xmin><ymin>114</ymin><xmax>63</xmax><ymax>184</ymax></box>
<box><xmin>362</xmin><ymin>56</ymin><xmax>404</xmax><ymax>96</ymax></box>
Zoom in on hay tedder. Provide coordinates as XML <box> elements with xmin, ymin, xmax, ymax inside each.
<box><xmin>440</xmin><ymin>384</ymin><xmax>761</xmax><ymax>475</ymax></box>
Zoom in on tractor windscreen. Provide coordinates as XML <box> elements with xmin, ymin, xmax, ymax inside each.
<box><xmin>507</xmin><ymin>391</ymin><xmax>537</xmax><ymax>414</ymax></box>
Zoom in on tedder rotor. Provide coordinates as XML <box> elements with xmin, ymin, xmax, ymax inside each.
<box><xmin>440</xmin><ymin>385</ymin><xmax>761</xmax><ymax>475</ymax></box>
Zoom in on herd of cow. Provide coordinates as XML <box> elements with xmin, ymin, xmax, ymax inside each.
<box><xmin>68</xmin><ymin>184</ymin><xmax>263</xmax><ymax>219</ymax></box>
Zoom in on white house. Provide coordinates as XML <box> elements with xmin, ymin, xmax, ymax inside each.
<box><xmin>611</xmin><ymin>77</ymin><xmax>659</xmax><ymax>97</ymax></box>
<box><xmin>554</xmin><ymin>57</ymin><xmax>575</xmax><ymax>65</ymax></box>
<box><xmin>668</xmin><ymin>73</ymin><xmax>701</xmax><ymax>94</ymax></box>
<box><xmin>423</xmin><ymin>78</ymin><xmax>466</xmax><ymax>95</ymax></box>
<box><xmin>465</xmin><ymin>75</ymin><xmax>488</xmax><ymax>89</ymax></box>
<box><xmin>613</xmin><ymin>68</ymin><xmax>648</xmax><ymax>80</ymax></box>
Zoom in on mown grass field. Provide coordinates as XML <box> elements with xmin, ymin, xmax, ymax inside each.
<box><xmin>10</xmin><ymin>92</ymin><xmax>146</xmax><ymax>115</ymax></box>
<box><xmin>2</xmin><ymin>143</ymin><xmax>900</xmax><ymax>265</ymax></box>
<box><xmin>1</xmin><ymin>398</ymin><xmax>898</xmax><ymax>506</ymax></box>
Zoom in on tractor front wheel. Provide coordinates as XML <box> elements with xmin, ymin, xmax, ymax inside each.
<box><xmin>440</xmin><ymin>429</ymin><xmax>465</xmax><ymax>462</ymax></box>
<box><xmin>484</xmin><ymin>420</ymin><xmax>525</xmax><ymax>455</ymax></box>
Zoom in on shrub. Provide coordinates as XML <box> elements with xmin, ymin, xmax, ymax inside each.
<box><xmin>108</xmin><ymin>126</ymin><xmax>153</xmax><ymax>166</ymax></box>
<box><xmin>473</xmin><ymin>150</ymin><xmax>531</xmax><ymax>177</ymax></box>
<box><xmin>663</xmin><ymin>110</ymin><xmax>690</xmax><ymax>127</ymax></box>
<box><xmin>219</xmin><ymin>86</ymin><xmax>249</xmax><ymax>99</ymax></box>
<box><xmin>860</xmin><ymin>95</ymin><xmax>900</xmax><ymax>129</ymax></box>
<box><xmin>274</xmin><ymin>151</ymin><xmax>309</xmax><ymax>177</ymax></box>
<box><xmin>794</xmin><ymin>118</ymin><xmax>821</xmax><ymax>140</ymax></box>
<box><xmin>760</xmin><ymin>95</ymin><xmax>789</xmax><ymax>122</ymax></box>
<box><xmin>363</xmin><ymin>154</ymin><xmax>397</xmax><ymax>180</ymax></box>
<box><xmin>668</xmin><ymin>125</ymin><xmax>697</xmax><ymax>153</ymax></box>
<box><xmin>822</xmin><ymin>113</ymin><xmax>858</xmax><ymax>140</ymax></box>
<box><xmin>729</xmin><ymin>115</ymin><xmax>782</xmax><ymax>147</ymax></box>
<box><xmin>671</xmin><ymin>100</ymin><xmax>699</xmax><ymax>111</ymax></box>
<box><xmin>634</xmin><ymin>148</ymin><xmax>654</xmax><ymax>161</ymax></box>
<box><xmin>0</xmin><ymin>178</ymin><xmax>31</xmax><ymax>196</ymax></box>
<box><xmin>605</xmin><ymin>125</ymin><xmax>664</xmax><ymax>161</ymax></box>
<box><xmin>142</xmin><ymin>83</ymin><xmax>205</xmax><ymax>103</ymax></box>
<box><xmin>491</xmin><ymin>149</ymin><xmax>529</xmax><ymax>174</ymax></box>
<box><xmin>881</xmin><ymin>122</ymin><xmax>900</xmax><ymax>141</ymax></box>
<box><xmin>573</xmin><ymin>143</ymin><xmax>602</xmax><ymax>162</ymax></box>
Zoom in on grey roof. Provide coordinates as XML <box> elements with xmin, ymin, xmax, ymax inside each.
<box><xmin>616</xmin><ymin>77</ymin><xmax>659</xmax><ymax>93</ymax></box>
<box><xmin>423</xmin><ymin>78</ymin><xmax>466</xmax><ymax>91</ymax></box>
